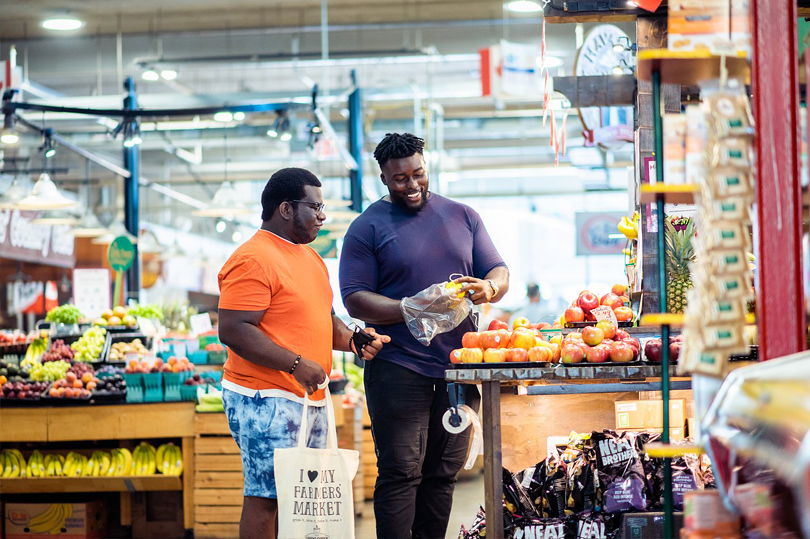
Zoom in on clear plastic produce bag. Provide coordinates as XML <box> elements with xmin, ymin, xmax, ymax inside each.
<box><xmin>400</xmin><ymin>276</ymin><xmax>475</xmax><ymax>346</ymax></box>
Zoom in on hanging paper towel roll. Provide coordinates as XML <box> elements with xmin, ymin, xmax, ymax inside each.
<box><xmin>441</xmin><ymin>404</ymin><xmax>483</xmax><ymax>470</ymax></box>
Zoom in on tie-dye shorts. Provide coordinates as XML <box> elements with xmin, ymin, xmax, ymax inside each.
<box><xmin>222</xmin><ymin>388</ymin><xmax>328</xmax><ymax>499</ymax></box>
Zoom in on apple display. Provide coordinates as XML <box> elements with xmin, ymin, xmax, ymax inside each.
<box><xmin>528</xmin><ymin>347</ymin><xmax>551</xmax><ymax>362</ymax></box>
<box><xmin>510</xmin><ymin>328</ymin><xmax>537</xmax><ymax>350</ymax></box>
<box><xmin>595</xmin><ymin>319</ymin><xmax>617</xmax><ymax>339</ymax></box>
<box><xmin>586</xmin><ymin>344</ymin><xmax>610</xmax><ymax>363</ymax></box>
<box><xmin>609</xmin><ymin>341</ymin><xmax>635</xmax><ymax>362</ymax></box>
<box><xmin>577</xmin><ymin>292</ymin><xmax>599</xmax><ymax>313</ymax></box>
<box><xmin>461</xmin><ymin>332</ymin><xmax>481</xmax><ymax>349</ymax></box>
<box><xmin>483</xmin><ymin>348</ymin><xmax>508</xmax><ymax>363</ymax></box>
<box><xmin>614</xmin><ymin>306</ymin><xmax>634</xmax><ymax>322</ymax></box>
<box><xmin>507</xmin><ymin>348</ymin><xmax>529</xmax><ymax>362</ymax></box>
<box><xmin>560</xmin><ymin>344</ymin><xmax>585</xmax><ymax>364</ymax></box>
<box><xmin>512</xmin><ymin>317</ymin><xmax>532</xmax><ymax>330</ymax></box>
<box><xmin>564</xmin><ymin>306</ymin><xmax>586</xmax><ymax>323</ymax></box>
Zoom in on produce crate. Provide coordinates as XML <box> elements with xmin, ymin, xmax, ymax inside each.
<box><xmin>189</xmin><ymin>350</ymin><xmax>209</xmax><ymax>365</ymax></box>
<box><xmin>163</xmin><ymin>372</ymin><xmax>191</xmax><ymax>402</ymax></box>
<box><xmin>142</xmin><ymin>372</ymin><xmax>163</xmax><ymax>402</ymax></box>
<box><xmin>180</xmin><ymin>384</ymin><xmax>198</xmax><ymax>402</ymax></box>
<box><xmin>102</xmin><ymin>332</ymin><xmax>152</xmax><ymax>364</ymax></box>
<box><xmin>207</xmin><ymin>350</ymin><xmax>227</xmax><ymax>365</ymax></box>
<box><xmin>123</xmin><ymin>373</ymin><xmax>144</xmax><ymax>403</ymax></box>
<box><xmin>199</xmin><ymin>335</ymin><xmax>220</xmax><ymax>348</ymax></box>
<box><xmin>204</xmin><ymin>371</ymin><xmax>223</xmax><ymax>391</ymax></box>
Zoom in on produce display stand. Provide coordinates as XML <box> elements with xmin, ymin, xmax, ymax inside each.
<box><xmin>445</xmin><ymin>364</ymin><xmax>690</xmax><ymax>539</ymax></box>
<box><xmin>0</xmin><ymin>402</ymin><xmax>196</xmax><ymax>530</ymax></box>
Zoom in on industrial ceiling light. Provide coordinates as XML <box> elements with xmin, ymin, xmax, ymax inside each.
<box><xmin>267</xmin><ymin>110</ymin><xmax>291</xmax><ymax>140</ymax></box>
<box><xmin>71</xmin><ymin>207</ymin><xmax>108</xmax><ymax>238</ymax></box>
<box><xmin>213</xmin><ymin>111</ymin><xmax>234</xmax><ymax>122</ymax></box>
<box><xmin>0</xmin><ymin>178</ymin><xmax>31</xmax><ymax>209</ymax></box>
<box><xmin>41</xmin><ymin>17</ymin><xmax>84</xmax><ymax>31</ymax></box>
<box><xmin>142</xmin><ymin>70</ymin><xmax>160</xmax><ymax>81</ymax></box>
<box><xmin>31</xmin><ymin>208</ymin><xmax>81</xmax><ymax>226</ymax></box>
<box><xmin>233</xmin><ymin>112</ymin><xmax>245</xmax><ymax>121</ymax></box>
<box><xmin>138</xmin><ymin>230</ymin><xmax>164</xmax><ymax>254</ymax></box>
<box><xmin>192</xmin><ymin>181</ymin><xmax>253</xmax><ymax>217</ymax></box>
<box><xmin>215</xmin><ymin>219</ymin><xmax>227</xmax><ymax>233</ymax></box>
<box><xmin>122</xmin><ymin>121</ymin><xmax>142</xmax><ymax>148</ymax></box>
<box><xmin>15</xmin><ymin>173</ymin><xmax>78</xmax><ymax>210</ymax></box>
<box><xmin>160</xmin><ymin>69</ymin><xmax>178</xmax><ymax>81</ymax></box>
<box><xmin>1</xmin><ymin>115</ymin><xmax>19</xmax><ymax>145</ymax></box>
<box><xmin>280</xmin><ymin>132</ymin><xmax>293</xmax><ymax>142</ymax></box>
<box><xmin>505</xmin><ymin>0</ymin><xmax>543</xmax><ymax>13</ymax></box>
<box><xmin>91</xmin><ymin>219</ymin><xmax>137</xmax><ymax>245</ymax></box>
<box><xmin>42</xmin><ymin>131</ymin><xmax>56</xmax><ymax>158</ymax></box>
<box><xmin>231</xmin><ymin>230</ymin><xmax>243</xmax><ymax>243</ymax></box>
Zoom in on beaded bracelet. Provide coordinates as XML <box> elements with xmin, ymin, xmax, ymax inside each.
<box><xmin>288</xmin><ymin>355</ymin><xmax>301</xmax><ymax>374</ymax></box>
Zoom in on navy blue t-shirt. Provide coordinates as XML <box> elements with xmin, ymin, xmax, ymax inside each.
<box><xmin>339</xmin><ymin>193</ymin><xmax>506</xmax><ymax>378</ymax></box>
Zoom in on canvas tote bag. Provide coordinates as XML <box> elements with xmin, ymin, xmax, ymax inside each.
<box><xmin>275</xmin><ymin>381</ymin><xmax>360</xmax><ymax>539</ymax></box>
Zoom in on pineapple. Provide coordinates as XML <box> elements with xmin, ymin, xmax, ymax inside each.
<box><xmin>664</xmin><ymin>218</ymin><xmax>696</xmax><ymax>313</ymax></box>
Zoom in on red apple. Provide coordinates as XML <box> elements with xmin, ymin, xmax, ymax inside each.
<box><xmin>450</xmin><ymin>349</ymin><xmax>463</xmax><ymax>364</ymax></box>
<box><xmin>535</xmin><ymin>322</ymin><xmax>553</xmax><ymax>330</ymax></box>
<box><xmin>610</xmin><ymin>341</ymin><xmax>635</xmax><ymax>362</ymax></box>
<box><xmin>460</xmin><ymin>348</ymin><xmax>484</xmax><ymax>363</ymax></box>
<box><xmin>550</xmin><ymin>343</ymin><xmax>561</xmax><ymax>362</ymax></box>
<box><xmin>483</xmin><ymin>348</ymin><xmax>508</xmax><ymax>363</ymax></box>
<box><xmin>615</xmin><ymin>329</ymin><xmax>631</xmax><ymax>341</ymax></box>
<box><xmin>462</xmin><ymin>332</ymin><xmax>482</xmax><ymax>349</ymax></box>
<box><xmin>596</xmin><ymin>319</ymin><xmax>617</xmax><ymax>339</ymax></box>
<box><xmin>479</xmin><ymin>331</ymin><xmax>501</xmax><ymax>350</ymax></box>
<box><xmin>577</xmin><ymin>292</ymin><xmax>599</xmax><ymax>313</ymax></box>
<box><xmin>564</xmin><ymin>306</ymin><xmax>586</xmax><ymax>324</ymax></box>
<box><xmin>669</xmin><ymin>342</ymin><xmax>682</xmax><ymax>362</ymax></box>
<box><xmin>507</xmin><ymin>348</ymin><xmax>529</xmax><ymax>362</ymax></box>
<box><xmin>566</xmin><ymin>332</ymin><xmax>583</xmax><ymax>342</ymax></box>
<box><xmin>600</xmin><ymin>293</ymin><xmax>623</xmax><ymax>310</ymax></box>
<box><xmin>528</xmin><ymin>346</ymin><xmax>551</xmax><ymax>362</ymax></box>
<box><xmin>560</xmin><ymin>344</ymin><xmax>585</xmax><ymax>364</ymax></box>
<box><xmin>623</xmin><ymin>336</ymin><xmax>640</xmax><ymax>352</ymax></box>
<box><xmin>488</xmin><ymin>319</ymin><xmax>509</xmax><ymax>331</ymax></box>
<box><xmin>586</xmin><ymin>344</ymin><xmax>610</xmax><ymax>363</ymax></box>
<box><xmin>510</xmin><ymin>328</ymin><xmax>536</xmax><ymax>350</ymax></box>
<box><xmin>512</xmin><ymin>317</ymin><xmax>532</xmax><ymax>330</ymax></box>
<box><xmin>581</xmin><ymin>326</ymin><xmax>605</xmax><ymax>346</ymax></box>
<box><xmin>612</xmin><ymin>284</ymin><xmax>628</xmax><ymax>296</ymax></box>
<box><xmin>644</xmin><ymin>338</ymin><xmax>663</xmax><ymax>363</ymax></box>
<box><xmin>614</xmin><ymin>306</ymin><xmax>634</xmax><ymax>322</ymax></box>
<box><xmin>496</xmin><ymin>329</ymin><xmax>511</xmax><ymax>349</ymax></box>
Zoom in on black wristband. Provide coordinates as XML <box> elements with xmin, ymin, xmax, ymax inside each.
<box><xmin>350</xmin><ymin>328</ymin><xmax>374</xmax><ymax>355</ymax></box>
<box><xmin>288</xmin><ymin>355</ymin><xmax>301</xmax><ymax>374</ymax></box>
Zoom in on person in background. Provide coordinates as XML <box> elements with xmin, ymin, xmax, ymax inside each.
<box><xmin>217</xmin><ymin>167</ymin><xmax>390</xmax><ymax>539</ymax></box>
<box><xmin>509</xmin><ymin>282</ymin><xmax>556</xmax><ymax>327</ymax></box>
<box><xmin>339</xmin><ymin>133</ymin><xmax>509</xmax><ymax>539</ymax></box>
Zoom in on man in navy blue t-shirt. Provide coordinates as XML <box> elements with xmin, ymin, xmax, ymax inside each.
<box><xmin>339</xmin><ymin>133</ymin><xmax>509</xmax><ymax>539</ymax></box>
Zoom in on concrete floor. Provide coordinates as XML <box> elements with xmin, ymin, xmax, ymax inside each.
<box><xmin>354</xmin><ymin>470</ymin><xmax>485</xmax><ymax>539</ymax></box>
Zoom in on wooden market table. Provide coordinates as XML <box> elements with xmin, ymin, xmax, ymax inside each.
<box><xmin>0</xmin><ymin>402</ymin><xmax>196</xmax><ymax>529</ymax></box>
<box><xmin>445</xmin><ymin>364</ymin><xmax>691</xmax><ymax>539</ymax></box>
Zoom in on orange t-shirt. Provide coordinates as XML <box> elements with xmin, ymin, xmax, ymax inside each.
<box><xmin>218</xmin><ymin>229</ymin><xmax>333</xmax><ymax>400</ymax></box>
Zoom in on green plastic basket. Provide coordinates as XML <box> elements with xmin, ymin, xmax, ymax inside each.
<box><xmin>123</xmin><ymin>373</ymin><xmax>144</xmax><ymax>403</ymax></box>
<box><xmin>142</xmin><ymin>372</ymin><xmax>163</xmax><ymax>402</ymax></box>
<box><xmin>207</xmin><ymin>350</ymin><xmax>227</xmax><ymax>365</ymax></box>
<box><xmin>162</xmin><ymin>372</ymin><xmax>188</xmax><ymax>402</ymax></box>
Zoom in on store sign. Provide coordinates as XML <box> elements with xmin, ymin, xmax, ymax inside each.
<box><xmin>6</xmin><ymin>280</ymin><xmax>58</xmax><ymax>315</ymax></box>
<box><xmin>480</xmin><ymin>41</ymin><xmax>551</xmax><ymax>99</ymax></box>
<box><xmin>574</xmin><ymin>25</ymin><xmax>634</xmax><ymax>148</ymax></box>
<box><xmin>575</xmin><ymin>212</ymin><xmax>626</xmax><ymax>256</ymax></box>
<box><xmin>73</xmin><ymin>269</ymin><xmax>111</xmax><ymax>320</ymax></box>
<box><xmin>108</xmin><ymin>236</ymin><xmax>135</xmax><ymax>271</ymax></box>
<box><xmin>0</xmin><ymin>209</ymin><xmax>75</xmax><ymax>268</ymax></box>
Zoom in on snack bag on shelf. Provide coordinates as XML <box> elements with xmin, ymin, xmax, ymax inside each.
<box><xmin>592</xmin><ymin>430</ymin><xmax>649</xmax><ymax>513</ymax></box>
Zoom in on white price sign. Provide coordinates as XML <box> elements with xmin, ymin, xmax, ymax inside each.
<box><xmin>590</xmin><ymin>305</ymin><xmax>618</xmax><ymax>325</ymax></box>
<box><xmin>189</xmin><ymin>312</ymin><xmax>213</xmax><ymax>336</ymax></box>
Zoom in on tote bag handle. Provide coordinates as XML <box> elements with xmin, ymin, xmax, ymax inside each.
<box><xmin>298</xmin><ymin>379</ymin><xmax>339</xmax><ymax>450</ymax></box>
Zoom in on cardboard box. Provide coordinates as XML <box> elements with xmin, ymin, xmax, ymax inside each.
<box><xmin>664</xmin><ymin>113</ymin><xmax>687</xmax><ymax>185</ymax></box>
<box><xmin>619</xmin><ymin>427</ymin><xmax>686</xmax><ymax>442</ymax></box>
<box><xmin>687</xmin><ymin>417</ymin><xmax>697</xmax><ymax>438</ymax></box>
<box><xmin>615</xmin><ymin>399</ymin><xmax>687</xmax><ymax>430</ymax></box>
<box><xmin>5</xmin><ymin>501</ymin><xmax>106</xmax><ymax>539</ymax></box>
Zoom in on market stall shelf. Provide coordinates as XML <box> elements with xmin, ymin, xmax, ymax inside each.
<box><xmin>638</xmin><ymin>184</ymin><xmax>699</xmax><ymax>206</ymax></box>
<box><xmin>0</xmin><ymin>475</ymin><xmax>182</xmax><ymax>493</ymax></box>
<box><xmin>636</xmin><ymin>49</ymin><xmax>751</xmax><ymax>86</ymax></box>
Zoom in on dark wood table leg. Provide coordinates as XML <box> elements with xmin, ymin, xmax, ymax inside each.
<box><xmin>481</xmin><ymin>381</ymin><xmax>503</xmax><ymax>539</ymax></box>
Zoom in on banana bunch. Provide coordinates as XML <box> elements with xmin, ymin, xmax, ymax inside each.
<box><xmin>157</xmin><ymin>443</ymin><xmax>184</xmax><ymax>476</ymax></box>
<box><xmin>21</xmin><ymin>337</ymin><xmax>48</xmax><ymax>367</ymax></box>
<box><xmin>108</xmin><ymin>448</ymin><xmax>133</xmax><ymax>476</ymax></box>
<box><xmin>1</xmin><ymin>449</ymin><xmax>26</xmax><ymax>478</ymax></box>
<box><xmin>132</xmin><ymin>443</ymin><xmax>158</xmax><ymax>475</ymax></box>
<box><xmin>44</xmin><ymin>454</ymin><xmax>66</xmax><ymax>476</ymax></box>
<box><xmin>63</xmin><ymin>452</ymin><xmax>89</xmax><ymax>477</ymax></box>
<box><xmin>24</xmin><ymin>503</ymin><xmax>72</xmax><ymax>535</ymax></box>
<box><xmin>25</xmin><ymin>450</ymin><xmax>48</xmax><ymax>478</ymax></box>
<box><xmin>82</xmin><ymin>451</ymin><xmax>112</xmax><ymax>476</ymax></box>
<box><xmin>618</xmin><ymin>213</ymin><xmax>639</xmax><ymax>240</ymax></box>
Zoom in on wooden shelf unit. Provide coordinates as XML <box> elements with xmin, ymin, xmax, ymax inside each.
<box><xmin>636</xmin><ymin>49</ymin><xmax>751</xmax><ymax>85</ymax></box>
<box><xmin>0</xmin><ymin>475</ymin><xmax>182</xmax><ymax>494</ymax></box>
<box><xmin>639</xmin><ymin>184</ymin><xmax>699</xmax><ymax>205</ymax></box>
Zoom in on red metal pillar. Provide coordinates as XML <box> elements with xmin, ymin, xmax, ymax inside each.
<box><xmin>752</xmin><ymin>0</ymin><xmax>804</xmax><ymax>360</ymax></box>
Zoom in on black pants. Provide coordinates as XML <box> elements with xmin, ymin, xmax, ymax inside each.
<box><xmin>364</xmin><ymin>359</ymin><xmax>481</xmax><ymax>539</ymax></box>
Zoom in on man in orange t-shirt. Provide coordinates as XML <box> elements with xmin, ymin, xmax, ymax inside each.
<box><xmin>217</xmin><ymin>167</ymin><xmax>389</xmax><ymax>539</ymax></box>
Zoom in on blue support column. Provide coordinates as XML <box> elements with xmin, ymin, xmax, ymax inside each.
<box><xmin>123</xmin><ymin>77</ymin><xmax>140</xmax><ymax>302</ymax></box>
<box><xmin>348</xmin><ymin>71</ymin><xmax>363</xmax><ymax>212</ymax></box>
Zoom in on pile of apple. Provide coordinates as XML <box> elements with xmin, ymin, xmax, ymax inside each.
<box><xmin>449</xmin><ymin>319</ymin><xmax>560</xmax><ymax>365</ymax></box>
<box><xmin>559</xmin><ymin>320</ymin><xmax>641</xmax><ymax>364</ymax></box>
<box><xmin>643</xmin><ymin>335</ymin><xmax>682</xmax><ymax>363</ymax></box>
<box><xmin>563</xmin><ymin>284</ymin><xmax>633</xmax><ymax>325</ymax></box>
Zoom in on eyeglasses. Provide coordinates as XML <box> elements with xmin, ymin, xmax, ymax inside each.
<box><xmin>289</xmin><ymin>200</ymin><xmax>325</xmax><ymax>213</ymax></box>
